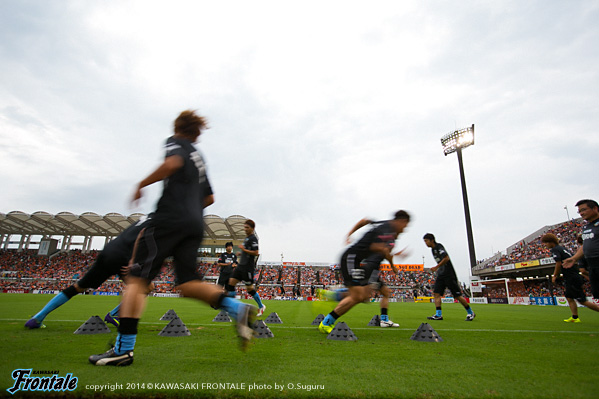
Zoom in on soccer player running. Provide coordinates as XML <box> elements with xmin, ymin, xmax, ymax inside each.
<box><xmin>423</xmin><ymin>233</ymin><xmax>475</xmax><ymax>321</ymax></box>
<box><xmin>318</xmin><ymin>211</ymin><xmax>410</xmax><ymax>334</ymax></box>
<box><xmin>563</xmin><ymin>199</ymin><xmax>599</xmax><ymax>301</ymax></box>
<box><xmin>318</xmin><ymin>218</ymin><xmax>403</xmax><ymax>327</ymax></box>
<box><xmin>216</xmin><ymin>242</ymin><xmax>237</xmax><ymax>288</ymax></box>
<box><xmin>89</xmin><ymin>110</ymin><xmax>256</xmax><ymax>367</ymax></box>
<box><xmin>541</xmin><ymin>233</ymin><xmax>599</xmax><ymax>322</ymax></box>
<box><xmin>25</xmin><ymin>216</ymin><xmax>153</xmax><ymax>329</ymax></box>
<box><xmin>225</xmin><ymin>220</ymin><xmax>266</xmax><ymax>317</ymax></box>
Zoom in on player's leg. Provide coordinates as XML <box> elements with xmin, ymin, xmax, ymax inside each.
<box><xmin>378</xmin><ymin>284</ymin><xmax>399</xmax><ymax>327</ymax></box>
<box><xmin>427</xmin><ymin>278</ymin><xmax>445</xmax><ymax>320</ymax></box>
<box><xmin>226</xmin><ymin>272</ymin><xmax>241</xmax><ymax>297</ymax></box>
<box><xmin>90</xmin><ymin>226</ymin><xmax>166</xmax><ymax>366</ymax></box>
<box><xmin>173</xmin><ymin>239</ymin><xmax>257</xmax><ymax>350</ymax></box>
<box><xmin>449</xmin><ymin>279</ymin><xmax>475</xmax><ymax>321</ymax></box>
<box><xmin>320</xmin><ymin>285</ymin><xmax>371</xmax><ymax>333</ymax></box>
<box><xmin>25</xmin><ymin>285</ymin><xmax>81</xmax><ymax>329</ymax></box>
<box><xmin>565</xmin><ymin>279</ymin><xmax>595</xmax><ymax>321</ymax></box>
<box><xmin>320</xmin><ymin>251</ymin><xmax>365</xmax><ymax>333</ymax></box>
<box><xmin>563</xmin><ymin>297</ymin><xmax>580</xmax><ymax>322</ymax></box>
<box><xmin>587</xmin><ymin>262</ymin><xmax>599</xmax><ymax>299</ymax></box>
<box><xmin>246</xmin><ymin>279</ymin><xmax>266</xmax><ymax>316</ymax></box>
<box><xmin>581</xmin><ymin>299</ymin><xmax>599</xmax><ymax>312</ymax></box>
<box><xmin>26</xmin><ymin>252</ymin><xmax>117</xmax><ymax>328</ymax></box>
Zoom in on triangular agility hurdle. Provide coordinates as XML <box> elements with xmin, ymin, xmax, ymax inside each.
<box><xmin>410</xmin><ymin>323</ymin><xmax>443</xmax><ymax>342</ymax></box>
<box><xmin>158</xmin><ymin>317</ymin><xmax>191</xmax><ymax>337</ymax></box>
<box><xmin>160</xmin><ymin>309</ymin><xmax>179</xmax><ymax>321</ymax></box>
<box><xmin>212</xmin><ymin>310</ymin><xmax>232</xmax><ymax>322</ymax></box>
<box><xmin>74</xmin><ymin>316</ymin><xmax>111</xmax><ymax>334</ymax></box>
<box><xmin>264</xmin><ymin>312</ymin><xmax>283</xmax><ymax>324</ymax></box>
<box><xmin>326</xmin><ymin>322</ymin><xmax>358</xmax><ymax>341</ymax></box>
<box><xmin>252</xmin><ymin>320</ymin><xmax>274</xmax><ymax>338</ymax></box>
<box><xmin>311</xmin><ymin>314</ymin><xmax>324</xmax><ymax>325</ymax></box>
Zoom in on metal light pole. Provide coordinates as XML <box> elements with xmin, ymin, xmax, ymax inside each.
<box><xmin>440</xmin><ymin>124</ymin><xmax>477</xmax><ymax>272</ymax></box>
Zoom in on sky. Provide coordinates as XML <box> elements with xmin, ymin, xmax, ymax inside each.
<box><xmin>1</xmin><ymin>0</ymin><xmax>598</xmax><ymax>282</ymax></box>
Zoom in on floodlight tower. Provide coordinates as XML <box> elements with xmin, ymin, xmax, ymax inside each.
<box><xmin>440</xmin><ymin>124</ymin><xmax>476</xmax><ymax>272</ymax></box>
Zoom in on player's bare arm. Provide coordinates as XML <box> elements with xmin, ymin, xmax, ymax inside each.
<box><xmin>132</xmin><ymin>155</ymin><xmax>184</xmax><ymax>204</ymax></box>
<box><xmin>563</xmin><ymin>246</ymin><xmax>583</xmax><ymax>269</ymax></box>
<box><xmin>203</xmin><ymin>194</ymin><xmax>215</xmax><ymax>208</ymax></box>
<box><xmin>346</xmin><ymin>218</ymin><xmax>372</xmax><ymax>244</ymax></box>
<box><xmin>431</xmin><ymin>255</ymin><xmax>450</xmax><ymax>272</ymax></box>
<box><xmin>552</xmin><ymin>261</ymin><xmax>562</xmax><ymax>284</ymax></box>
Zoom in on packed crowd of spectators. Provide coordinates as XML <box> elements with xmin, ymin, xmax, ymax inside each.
<box><xmin>480</xmin><ymin>279</ymin><xmax>592</xmax><ymax>298</ymax></box>
<box><xmin>478</xmin><ymin>219</ymin><xmax>584</xmax><ymax>270</ymax></box>
<box><xmin>1</xmin><ymin>248</ymin><xmax>592</xmax><ymax>299</ymax></box>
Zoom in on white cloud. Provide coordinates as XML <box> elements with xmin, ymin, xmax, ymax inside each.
<box><xmin>1</xmin><ymin>0</ymin><xmax>598</xmax><ymax>282</ymax></box>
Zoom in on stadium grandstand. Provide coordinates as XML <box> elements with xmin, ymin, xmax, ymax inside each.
<box><xmin>0</xmin><ymin>212</ymin><xmax>592</xmax><ymax>304</ymax></box>
<box><xmin>471</xmin><ymin>218</ymin><xmax>592</xmax><ymax>305</ymax></box>
<box><xmin>0</xmin><ymin>211</ymin><xmax>250</xmax><ymax>255</ymax></box>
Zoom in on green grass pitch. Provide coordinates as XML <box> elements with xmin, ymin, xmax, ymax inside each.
<box><xmin>1</xmin><ymin>293</ymin><xmax>599</xmax><ymax>398</ymax></box>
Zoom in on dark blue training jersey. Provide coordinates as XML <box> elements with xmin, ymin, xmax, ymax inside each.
<box><xmin>431</xmin><ymin>242</ymin><xmax>457</xmax><ymax>278</ymax></box>
<box><xmin>153</xmin><ymin>136</ymin><xmax>212</xmax><ymax>229</ymax></box>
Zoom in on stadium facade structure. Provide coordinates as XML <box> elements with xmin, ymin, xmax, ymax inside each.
<box><xmin>0</xmin><ymin>211</ymin><xmax>249</xmax><ymax>256</ymax></box>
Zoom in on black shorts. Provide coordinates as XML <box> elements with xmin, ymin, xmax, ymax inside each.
<box><xmin>77</xmin><ymin>244</ymin><xmax>130</xmax><ymax>289</ymax></box>
<box><xmin>586</xmin><ymin>258</ymin><xmax>599</xmax><ymax>299</ymax></box>
<box><xmin>129</xmin><ymin>223</ymin><xmax>203</xmax><ymax>285</ymax></box>
<box><xmin>77</xmin><ymin>221</ymin><xmax>146</xmax><ymax>289</ymax></box>
<box><xmin>217</xmin><ymin>272</ymin><xmax>231</xmax><ymax>287</ymax></box>
<box><xmin>340</xmin><ymin>251</ymin><xmax>378</xmax><ymax>287</ymax></box>
<box><xmin>230</xmin><ymin>266</ymin><xmax>255</xmax><ymax>285</ymax></box>
<box><xmin>564</xmin><ymin>277</ymin><xmax>587</xmax><ymax>304</ymax></box>
<box><xmin>433</xmin><ymin>275</ymin><xmax>463</xmax><ymax>297</ymax></box>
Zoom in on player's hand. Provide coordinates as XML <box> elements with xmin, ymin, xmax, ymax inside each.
<box><xmin>562</xmin><ymin>258</ymin><xmax>575</xmax><ymax>269</ymax></box>
<box><xmin>551</xmin><ymin>276</ymin><xmax>557</xmax><ymax>284</ymax></box>
<box><xmin>350</xmin><ymin>268</ymin><xmax>365</xmax><ymax>280</ymax></box>
<box><xmin>131</xmin><ymin>185</ymin><xmax>143</xmax><ymax>207</ymax></box>
<box><xmin>393</xmin><ymin>247</ymin><xmax>410</xmax><ymax>259</ymax></box>
<box><xmin>431</xmin><ymin>265</ymin><xmax>439</xmax><ymax>272</ymax></box>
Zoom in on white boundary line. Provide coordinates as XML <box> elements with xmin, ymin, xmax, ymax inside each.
<box><xmin>4</xmin><ymin>318</ymin><xmax>598</xmax><ymax>334</ymax></box>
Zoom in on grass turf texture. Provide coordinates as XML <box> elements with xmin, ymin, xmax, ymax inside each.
<box><xmin>1</xmin><ymin>294</ymin><xmax>599</xmax><ymax>399</ymax></box>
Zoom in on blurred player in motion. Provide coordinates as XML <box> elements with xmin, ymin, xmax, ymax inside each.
<box><xmin>542</xmin><ymin>233</ymin><xmax>599</xmax><ymax>322</ymax></box>
<box><xmin>318</xmin><ymin>211</ymin><xmax>410</xmax><ymax>334</ymax></box>
<box><xmin>89</xmin><ymin>110</ymin><xmax>255</xmax><ymax>367</ymax></box>
<box><xmin>319</xmin><ymin>218</ymin><xmax>405</xmax><ymax>327</ymax></box>
<box><xmin>225</xmin><ymin>220</ymin><xmax>266</xmax><ymax>317</ymax></box>
<box><xmin>423</xmin><ymin>233</ymin><xmax>475</xmax><ymax>321</ymax></box>
<box><xmin>25</xmin><ymin>215</ymin><xmax>153</xmax><ymax>329</ymax></box>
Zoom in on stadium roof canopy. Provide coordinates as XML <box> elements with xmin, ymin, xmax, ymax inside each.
<box><xmin>0</xmin><ymin>211</ymin><xmax>248</xmax><ymax>241</ymax></box>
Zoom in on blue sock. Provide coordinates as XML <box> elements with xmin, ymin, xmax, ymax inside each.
<box><xmin>436</xmin><ymin>309</ymin><xmax>442</xmax><ymax>317</ymax></box>
<box><xmin>33</xmin><ymin>292</ymin><xmax>70</xmax><ymax>322</ymax></box>
<box><xmin>109</xmin><ymin>303</ymin><xmax>120</xmax><ymax>317</ymax></box>
<box><xmin>381</xmin><ymin>314</ymin><xmax>389</xmax><ymax>322</ymax></box>
<box><xmin>219</xmin><ymin>296</ymin><xmax>242</xmax><ymax>320</ymax></box>
<box><xmin>466</xmin><ymin>307</ymin><xmax>474</xmax><ymax>315</ymax></box>
<box><xmin>226</xmin><ymin>290</ymin><xmax>236</xmax><ymax>298</ymax></box>
<box><xmin>322</xmin><ymin>313</ymin><xmax>337</xmax><ymax>326</ymax></box>
<box><xmin>253</xmin><ymin>293</ymin><xmax>264</xmax><ymax>308</ymax></box>
<box><xmin>114</xmin><ymin>333</ymin><xmax>136</xmax><ymax>355</ymax></box>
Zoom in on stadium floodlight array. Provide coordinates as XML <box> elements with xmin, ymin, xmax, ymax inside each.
<box><xmin>440</xmin><ymin>124</ymin><xmax>475</xmax><ymax>156</ymax></box>
<box><xmin>440</xmin><ymin>123</ymin><xmax>477</xmax><ymax>272</ymax></box>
